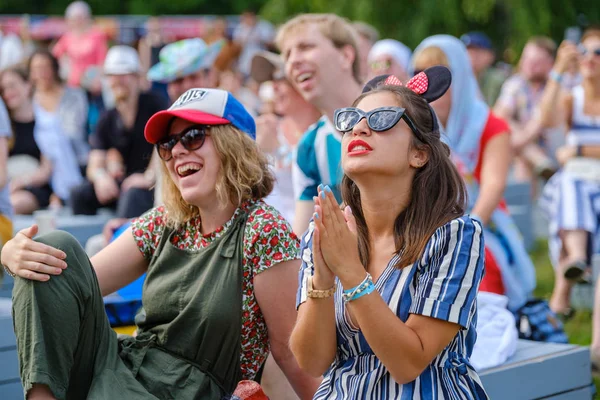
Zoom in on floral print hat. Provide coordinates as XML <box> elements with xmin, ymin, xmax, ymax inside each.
<box><xmin>147</xmin><ymin>38</ymin><xmax>224</xmax><ymax>84</ymax></box>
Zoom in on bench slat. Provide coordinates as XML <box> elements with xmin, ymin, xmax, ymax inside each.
<box><xmin>0</xmin><ymin>348</ymin><xmax>20</xmax><ymax>382</ymax></box>
<box><xmin>543</xmin><ymin>385</ymin><xmax>595</xmax><ymax>399</ymax></box>
<box><xmin>481</xmin><ymin>341</ymin><xmax>591</xmax><ymax>400</ymax></box>
<box><xmin>0</xmin><ymin>379</ymin><xmax>23</xmax><ymax>400</ymax></box>
<box><xmin>0</xmin><ymin>316</ymin><xmax>16</xmax><ymax>350</ymax></box>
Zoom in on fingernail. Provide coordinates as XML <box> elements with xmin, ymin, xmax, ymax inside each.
<box><xmin>314</xmin><ymin>212</ymin><xmax>319</xmax><ymax>219</ymax></box>
<box><xmin>318</xmin><ymin>184</ymin><xmax>323</xmax><ymax>191</ymax></box>
<box><xmin>324</xmin><ymin>185</ymin><xmax>332</xmax><ymax>193</ymax></box>
<box><xmin>62</xmin><ymin>262</ymin><xmax>68</xmax><ymax>269</ymax></box>
<box><xmin>320</xmin><ymin>191</ymin><xmax>326</xmax><ymax>199</ymax></box>
<box><xmin>55</xmin><ymin>268</ymin><xmax>62</xmax><ymax>274</ymax></box>
<box><xmin>61</xmin><ymin>252</ymin><xmax>67</xmax><ymax>259</ymax></box>
<box><xmin>345</xmin><ymin>205</ymin><xmax>352</xmax><ymax>214</ymax></box>
<box><xmin>313</xmin><ymin>196</ymin><xmax>318</xmax><ymax>202</ymax></box>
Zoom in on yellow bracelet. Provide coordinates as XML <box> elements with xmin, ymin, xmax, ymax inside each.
<box><xmin>306</xmin><ymin>275</ymin><xmax>336</xmax><ymax>298</ymax></box>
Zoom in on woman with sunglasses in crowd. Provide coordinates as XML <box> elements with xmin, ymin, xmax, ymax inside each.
<box><xmin>537</xmin><ymin>27</ymin><xmax>600</xmax><ymax>365</ymax></box>
<box><xmin>290</xmin><ymin>67</ymin><xmax>488</xmax><ymax>399</ymax></box>
<box><xmin>1</xmin><ymin>88</ymin><xmax>320</xmax><ymax>400</ymax></box>
<box><xmin>411</xmin><ymin>36</ymin><xmax>536</xmax><ymax>314</ymax></box>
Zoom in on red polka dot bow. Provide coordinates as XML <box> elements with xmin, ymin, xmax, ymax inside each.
<box><xmin>383</xmin><ymin>72</ymin><xmax>429</xmax><ymax>95</ymax></box>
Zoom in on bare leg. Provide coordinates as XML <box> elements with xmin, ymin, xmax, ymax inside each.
<box><xmin>27</xmin><ymin>384</ymin><xmax>56</xmax><ymax>400</ymax></box>
<box><xmin>549</xmin><ymin>230</ymin><xmax>588</xmax><ymax>313</ymax></box>
<box><xmin>521</xmin><ymin>143</ymin><xmax>557</xmax><ymax>183</ymax></box>
<box><xmin>512</xmin><ymin>155</ymin><xmax>535</xmax><ymax>183</ymax></box>
<box><xmin>261</xmin><ymin>355</ymin><xmax>300</xmax><ymax>400</ymax></box>
<box><xmin>549</xmin><ymin>271</ymin><xmax>575</xmax><ymax>313</ymax></box>
<box><xmin>562</xmin><ymin>230</ymin><xmax>588</xmax><ymax>263</ymax></box>
<box><xmin>11</xmin><ymin>191</ymin><xmax>40</xmax><ymax>215</ymax></box>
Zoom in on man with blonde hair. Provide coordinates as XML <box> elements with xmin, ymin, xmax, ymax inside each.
<box><xmin>276</xmin><ymin>13</ymin><xmax>362</xmax><ymax>235</ymax></box>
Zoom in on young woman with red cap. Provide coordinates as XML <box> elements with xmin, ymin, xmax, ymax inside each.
<box><xmin>1</xmin><ymin>88</ymin><xmax>320</xmax><ymax>400</ymax></box>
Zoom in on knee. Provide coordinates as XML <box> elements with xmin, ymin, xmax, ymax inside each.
<box><xmin>121</xmin><ymin>187</ymin><xmax>152</xmax><ymax>203</ymax></box>
<box><xmin>35</xmin><ymin>230</ymin><xmax>84</xmax><ymax>257</ymax></box>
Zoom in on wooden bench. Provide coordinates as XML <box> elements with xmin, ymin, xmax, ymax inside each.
<box><xmin>1</xmin><ymin>314</ymin><xmax>595</xmax><ymax>400</ymax></box>
<box><xmin>0</xmin><ymin>316</ymin><xmax>22</xmax><ymax>399</ymax></box>
<box><xmin>503</xmin><ymin>181</ymin><xmax>535</xmax><ymax>251</ymax></box>
<box><xmin>480</xmin><ymin>340</ymin><xmax>594</xmax><ymax>399</ymax></box>
<box><xmin>12</xmin><ymin>212</ymin><xmax>114</xmax><ymax>249</ymax></box>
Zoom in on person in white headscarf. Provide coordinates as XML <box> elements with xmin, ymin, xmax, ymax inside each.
<box><xmin>368</xmin><ymin>39</ymin><xmax>412</xmax><ymax>81</ymax></box>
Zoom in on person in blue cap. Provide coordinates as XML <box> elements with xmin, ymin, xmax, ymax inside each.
<box><xmin>461</xmin><ymin>31</ymin><xmax>508</xmax><ymax>106</ymax></box>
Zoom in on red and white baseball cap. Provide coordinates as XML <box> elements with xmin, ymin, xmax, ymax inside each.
<box><xmin>144</xmin><ymin>88</ymin><xmax>256</xmax><ymax>144</ymax></box>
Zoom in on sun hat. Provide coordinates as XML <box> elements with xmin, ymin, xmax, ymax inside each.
<box><xmin>103</xmin><ymin>45</ymin><xmax>142</xmax><ymax>75</ymax></box>
<box><xmin>144</xmin><ymin>88</ymin><xmax>256</xmax><ymax>144</ymax></box>
<box><xmin>147</xmin><ymin>38</ymin><xmax>224</xmax><ymax>84</ymax></box>
<box><xmin>250</xmin><ymin>51</ymin><xmax>285</xmax><ymax>83</ymax></box>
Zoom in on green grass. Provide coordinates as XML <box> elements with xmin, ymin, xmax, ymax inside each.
<box><xmin>530</xmin><ymin>239</ymin><xmax>598</xmax><ymax>397</ymax></box>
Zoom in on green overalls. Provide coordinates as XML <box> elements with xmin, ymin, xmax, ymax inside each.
<box><xmin>12</xmin><ymin>209</ymin><xmax>251</xmax><ymax>400</ymax></box>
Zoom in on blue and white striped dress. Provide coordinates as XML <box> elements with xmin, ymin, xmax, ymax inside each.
<box><xmin>297</xmin><ymin>216</ymin><xmax>489</xmax><ymax>399</ymax></box>
<box><xmin>540</xmin><ymin>85</ymin><xmax>600</xmax><ymax>268</ymax></box>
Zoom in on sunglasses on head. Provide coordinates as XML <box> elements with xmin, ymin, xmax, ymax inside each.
<box><xmin>156</xmin><ymin>124</ymin><xmax>209</xmax><ymax>161</ymax></box>
<box><xmin>333</xmin><ymin>106</ymin><xmax>421</xmax><ymax>138</ymax></box>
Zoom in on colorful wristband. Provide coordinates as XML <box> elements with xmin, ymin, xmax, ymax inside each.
<box><xmin>347</xmin><ymin>280</ymin><xmax>376</xmax><ymax>302</ymax></box>
<box><xmin>549</xmin><ymin>70</ymin><xmax>563</xmax><ymax>84</ymax></box>
<box><xmin>343</xmin><ymin>273</ymin><xmax>374</xmax><ymax>302</ymax></box>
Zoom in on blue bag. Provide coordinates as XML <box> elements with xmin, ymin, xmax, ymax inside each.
<box><xmin>514</xmin><ymin>299</ymin><xmax>569</xmax><ymax>343</ymax></box>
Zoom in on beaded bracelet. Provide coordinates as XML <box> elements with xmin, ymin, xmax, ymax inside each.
<box><xmin>2</xmin><ymin>264</ymin><xmax>16</xmax><ymax>278</ymax></box>
<box><xmin>343</xmin><ymin>273</ymin><xmax>375</xmax><ymax>302</ymax></box>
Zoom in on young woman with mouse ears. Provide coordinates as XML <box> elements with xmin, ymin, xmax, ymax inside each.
<box><xmin>290</xmin><ymin>67</ymin><xmax>489</xmax><ymax>399</ymax></box>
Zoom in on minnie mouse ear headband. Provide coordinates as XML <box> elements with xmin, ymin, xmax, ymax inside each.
<box><xmin>361</xmin><ymin>66</ymin><xmax>452</xmax><ymax>132</ymax></box>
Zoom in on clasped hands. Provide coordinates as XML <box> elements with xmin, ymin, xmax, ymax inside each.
<box><xmin>311</xmin><ymin>185</ymin><xmax>366</xmax><ymax>291</ymax></box>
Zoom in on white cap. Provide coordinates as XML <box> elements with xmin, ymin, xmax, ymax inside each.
<box><xmin>103</xmin><ymin>45</ymin><xmax>141</xmax><ymax>75</ymax></box>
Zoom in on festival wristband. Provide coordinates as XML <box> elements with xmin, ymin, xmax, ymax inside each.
<box><xmin>347</xmin><ymin>280</ymin><xmax>376</xmax><ymax>302</ymax></box>
<box><xmin>343</xmin><ymin>272</ymin><xmax>374</xmax><ymax>302</ymax></box>
<box><xmin>549</xmin><ymin>70</ymin><xmax>563</xmax><ymax>84</ymax></box>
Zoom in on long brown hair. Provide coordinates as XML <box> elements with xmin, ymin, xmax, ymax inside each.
<box><xmin>0</xmin><ymin>67</ymin><xmax>31</xmax><ymax>150</ymax></box>
<box><xmin>342</xmin><ymin>85</ymin><xmax>467</xmax><ymax>268</ymax></box>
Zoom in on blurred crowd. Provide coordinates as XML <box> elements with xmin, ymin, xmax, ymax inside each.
<box><xmin>0</xmin><ymin>0</ymin><xmax>599</xmax><ymax>397</ymax></box>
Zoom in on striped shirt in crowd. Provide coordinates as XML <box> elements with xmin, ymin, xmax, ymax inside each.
<box><xmin>297</xmin><ymin>216</ymin><xmax>489</xmax><ymax>399</ymax></box>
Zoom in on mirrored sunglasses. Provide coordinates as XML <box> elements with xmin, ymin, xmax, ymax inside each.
<box><xmin>333</xmin><ymin>106</ymin><xmax>421</xmax><ymax>139</ymax></box>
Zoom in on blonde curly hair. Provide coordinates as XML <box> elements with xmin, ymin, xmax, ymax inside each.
<box><xmin>159</xmin><ymin>124</ymin><xmax>274</xmax><ymax>228</ymax></box>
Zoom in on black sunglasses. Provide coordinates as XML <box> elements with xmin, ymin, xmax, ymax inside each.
<box><xmin>333</xmin><ymin>106</ymin><xmax>421</xmax><ymax>139</ymax></box>
<box><xmin>156</xmin><ymin>125</ymin><xmax>209</xmax><ymax>161</ymax></box>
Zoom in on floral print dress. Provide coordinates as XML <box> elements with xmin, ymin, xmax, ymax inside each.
<box><xmin>131</xmin><ymin>198</ymin><xmax>300</xmax><ymax>379</ymax></box>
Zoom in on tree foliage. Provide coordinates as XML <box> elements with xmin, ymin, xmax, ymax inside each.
<box><xmin>261</xmin><ymin>0</ymin><xmax>599</xmax><ymax>63</ymax></box>
<box><xmin>0</xmin><ymin>0</ymin><xmax>598</xmax><ymax>63</ymax></box>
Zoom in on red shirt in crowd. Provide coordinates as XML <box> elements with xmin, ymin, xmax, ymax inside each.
<box><xmin>53</xmin><ymin>28</ymin><xmax>108</xmax><ymax>87</ymax></box>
